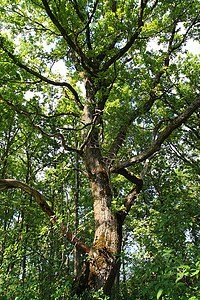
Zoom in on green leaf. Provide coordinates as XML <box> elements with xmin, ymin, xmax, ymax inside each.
<box><xmin>176</xmin><ymin>273</ymin><xmax>185</xmax><ymax>283</ymax></box>
<box><xmin>157</xmin><ymin>288</ymin><xmax>163</xmax><ymax>299</ymax></box>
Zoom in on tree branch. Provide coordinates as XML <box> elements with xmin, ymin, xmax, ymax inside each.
<box><xmin>0</xmin><ymin>179</ymin><xmax>91</xmax><ymax>254</ymax></box>
<box><xmin>111</xmin><ymin>96</ymin><xmax>200</xmax><ymax>171</ymax></box>
<box><xmin>80</xmin><ymin>114</ymin><xmax>99</xmax><ymax>151</ymax></box>
<box><xmin>101</xmin><ymin>0</ymin><xmax>147</xmax><ymax>71</ymax></box>
<box><xmin>106</xmin><ymin>19</ymin><xmax>190</xmax><ymax>167</ymax></box>
<box><xmin>75</xmin><ymin>0</ymin><xmax>99</xmax><ymax>39</ymax></box>
<box><xmin>69</xmin><ymin>0</ymin><xmax>85</xmax><ymax>22</ymax></box>
<box><xmin>0</xmin><ymin>37</ymin><xmax>81</xmax><ymax>105</ymax></box>
<box><xmin>41</xmin><ymin>0</ymin><xmax>77</xmax><ymax>51</ymax></box>
<box><xmin>64</xmin><ymin>89</ymin><xmax>84</xmax><ymax>111</ymax></box>
<box><xmin>113</xmin><ymin>169</ymin><xmax>143</xmax><ymax>219</ymax></box>
<box><xmin>40</xmin><ymin>0</ymin><xmax>96</xmax><ymax>73</ymax></box>
<box><xmin>0</xmin><ymin>94</ymin><xmax>82</xmax><ymax>154</ymax></box>
<box><xmin>113</xmin><ymin>168</ymin><xmax>143</xmax><ymax>191</ymax></box>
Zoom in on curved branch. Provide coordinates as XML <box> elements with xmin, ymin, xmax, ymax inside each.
<box><xmin>0</xmin><ymin>179</ymin><xmax>55</xmax><ymax>217</ymax></box>
<box><xmin>114</xmin><ymin>169</ymin><xmax>143</xmax><ymax>220</ymax></box>
<box><xmin>0</xmin><ymin>37</ymin><xmax>80</xmax><ymax>105</ymax></box>
<box><xmin>106</xmin><ymin>18</ymin><xmax>196</xmax><ymax>167</ymax></box>
<box><xmin>80</xmin><ymin>114</ymin><xmax>99</xmax><ymax>151</ymax></box>
<box><xmin>111</xmin><ymin>96</ymin><xmax>200</xmax><ymax>171</ymax></box>
<box><xmin>102</xmin><ymin>28</ymin><xmax>143</xmax><ymax>72</ymax></box>
<box><xmin>0</xmin><ymin>179</ymin><xmax>91</xmax><ymax>254</ymax></box>
<box><xmin>112</xmin><ymin>168</ymin><xmax>143</xmax><ymax>191</ymax></box>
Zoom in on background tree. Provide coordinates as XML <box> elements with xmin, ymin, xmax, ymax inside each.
<box><xmin>0</xmin><ymin>0</ymin><xmax>200</xmax><ymax>298</ymax></box>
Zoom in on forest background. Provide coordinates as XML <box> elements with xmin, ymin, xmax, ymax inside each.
<box><xmin>0</xmin><ymin>0</ymin><xmax>200</xmax><ymax>299</ymax></box>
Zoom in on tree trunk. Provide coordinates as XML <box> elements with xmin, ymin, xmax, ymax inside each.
<box><xmin>85</xmin><ymin>160</ymin><xmax>122</xmax><ymax>295</ymax></box>
<box><xmin>77</xmin><ymin>76</ymin><xmax>123</xmax><ymax>296</ymax></box>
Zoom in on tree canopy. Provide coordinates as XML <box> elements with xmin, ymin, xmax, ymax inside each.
<box><xmin>0</xmin><ymin>0</ymin><xmax>200</xmax><ymax>299</ymax></box>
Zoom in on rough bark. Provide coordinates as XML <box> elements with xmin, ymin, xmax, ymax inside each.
<box><xmin>74</xmin><ymin>75</ymin><xmax>122</xmax><ymax>295</ymax></box>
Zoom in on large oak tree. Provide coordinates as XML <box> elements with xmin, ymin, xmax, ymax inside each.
<box><xmin>0</xmin><ymin>0</ymin><xmax>200</xmax><ymax>297</ymax></box>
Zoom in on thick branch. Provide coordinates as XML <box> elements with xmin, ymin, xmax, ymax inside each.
<box><xmin>124</xmin><ymin>188</ymin><xmax>139</xmax><ymax>216</ymax></box>
<box><xmin>112</xmin><ymin>168</ymin><xmax>143</xmax><ymax>219</ymax></box>
<box><xmin>114</xmin><ymin>169</ymin><xmax>143</xmax><ymax>219</ymax></box>
<box><xmin>102</xmin><ymin>29</ymin><xmax>143</xmax><ymax>72</ymax></box>
<box><xmin>112</xmin><ymin>168</ymin><xmax>143</xmax><ymax>192</ymax></box>
<box><xmin>40</xmin><ymin>0</ymin><xmax>95</xmax><ymax>73</ymax></box>
<box><xmin>0</xmin><ymin>179</ymin><xmax>55</xmax><ymax>217</ymax></box>
<box><xmin>80</xmin><ymin>114</ymin><xmax>99</xmax><ymax>151</ymax></box>
<box><xmin>41</xmin><ymin>0</ymin><xmax>77</xmax><ymax>51</ymax></box>
<box><xmin>0</xmin><ymin>179</ymin><xmax>91</xmax><ymax>254</ymax></box>
<box><xmin>111</xmin><ymin>96</ymin><xmax>200</xmax><ymax>171</ymax></box>
<box><xmin>106</xmin><ymin>20</ymin><xmax>188</xmax><ymax>166</ymax></box>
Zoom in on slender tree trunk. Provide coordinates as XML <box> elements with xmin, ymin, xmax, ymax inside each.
<box><xmin>74</xmin><ymin>150</ymin><xmax>81</xmax><ymax>277</ymax></box>
<box><xmin>0</xmin><ymin>219</ymin><xmax>7</xmax><ymax>266</ymax></box>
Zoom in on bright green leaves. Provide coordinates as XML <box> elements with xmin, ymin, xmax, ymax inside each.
<box><xmin>157</xmin><ymin>288</ymin><xmax>163</xmax><ymax>300</ymax></box>
<box><xmin>0</xmin><ymin>0</ymin><xmax>200</xmax><ymax>298</ymax></box>
<box><xmin>120</xmin><ymin>147</ymin><xmax>200</xmax><ymax>299</ymax></box>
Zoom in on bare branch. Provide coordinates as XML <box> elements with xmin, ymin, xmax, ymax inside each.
<box><xmin>112</xmin><ymin>168</ymin><xmax>143</xmax><ymax>219</ymax></box>
<box><xmin>64</xmin><ymin>90</ymin><xmax>84</xmax><ymax>111</ymax></box>
<box><xmin>113</xmin><ymin>168</ymin><xmax>143</xmax><ymax>190</ymax></box>
<box><xmin>124</xmin><ymin>188</ymin><xmax>138</xmax><ymax>216</ymax></box>
<box><xmin>139</xmin><ymin>154</ymin><xmax>156</xmax><ymax>179</ymax></box>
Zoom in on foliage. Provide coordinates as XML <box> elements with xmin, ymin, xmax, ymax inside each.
<box><xmin>0</xmin><ymin>0</ymin><xmax>200</xmax><ymax>298</ymax></box>
<box><xmin>120</xmin><ymin>150</ymin><xmax>200</xmax><ymax>299</ymax></box>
